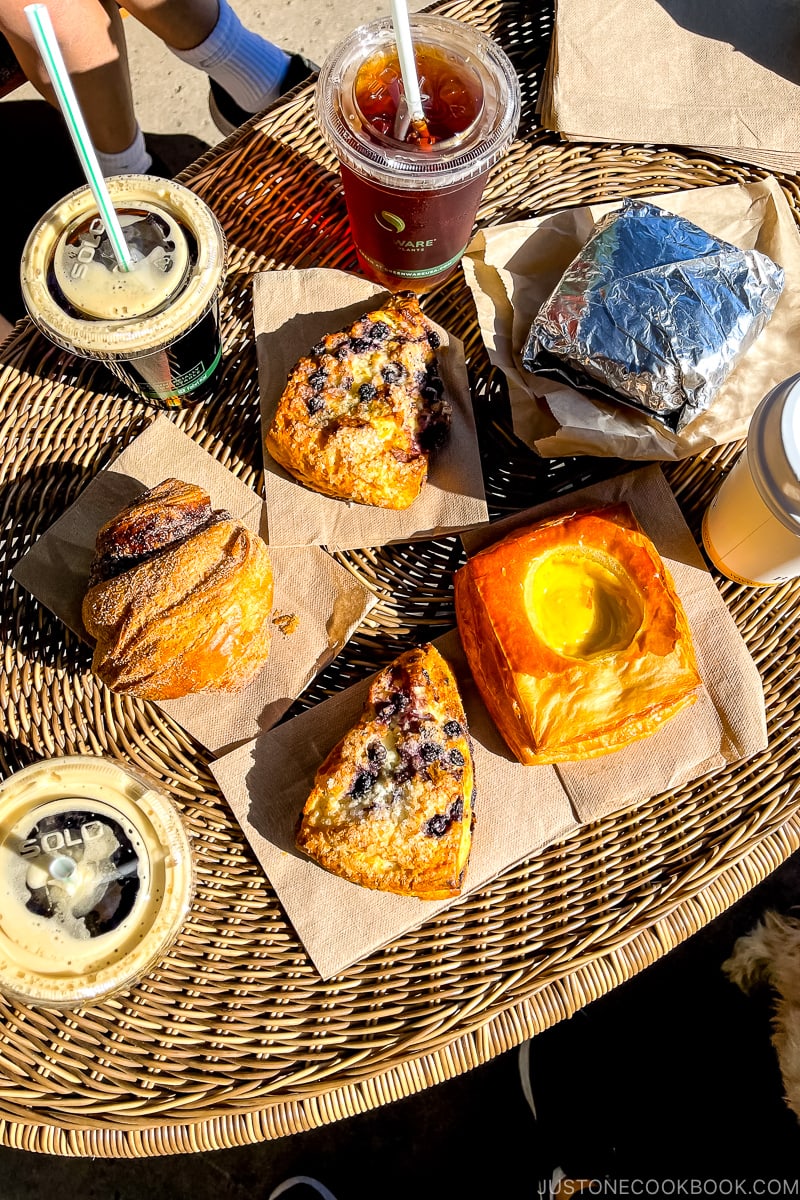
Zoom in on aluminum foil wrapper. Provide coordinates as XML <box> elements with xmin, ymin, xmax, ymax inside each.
<box><xmin>523</xmin><ymin>199</ymin><xmax>785</xmax><ymax>432</ymax></box>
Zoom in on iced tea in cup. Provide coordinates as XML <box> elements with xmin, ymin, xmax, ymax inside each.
<box><xmin>316</xmin><ymin>15</ymin><xmax>521</xmax><ymax>292</ymax></box>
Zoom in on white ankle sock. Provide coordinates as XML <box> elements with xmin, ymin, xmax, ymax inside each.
<box><xmin>171</xmin><ymin>0</ymin><xmax>290</xmax><ymax>114</ymax></box>
<box><xmin>96</xmin><ymin>126</ymin><xmax>152</xmax><ymax>177</ymax></box>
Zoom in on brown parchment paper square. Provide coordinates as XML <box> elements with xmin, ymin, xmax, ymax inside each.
<box><xmin>462</xmin><ymin>177</ymin><xmax>800</xmax><ymax>460</ymax></box>
<box><xmin>12</xmin><ymin>416</ymin><xmax>378</xmax><ymax>756</ymax></box>
<box><xmin>462</xmin><ymin>465</ymin><xmax>767</xmax><ymax>821</ymax></box>
<box><xmin>539</xmin><ymin>0</ymin><xmax>800</xmax><ymax>165</ymax></box>
<box><xmin>254</xmin><ymin>268</ymin><xmax>488</xmax><ymax>549</ymax></box>
<box><xmin>210</xmin><ymin>628</ymin><xmax>578</xmax><ymax>980</ymax></box>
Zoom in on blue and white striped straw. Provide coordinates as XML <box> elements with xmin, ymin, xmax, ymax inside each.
<box><xmin>25</xmin><ymin>3</ymin><xmax>133</xmax><ymax>271</ymax></box>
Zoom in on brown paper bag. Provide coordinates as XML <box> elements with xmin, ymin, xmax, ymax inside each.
<box><xmin>540</xmin><ymin>0</ymin><xmax>800</xmax><ymax>166</ymax></box>
<box><xmin>462</xmin><ymin>177</ymin><xmax>800</xmax><ymax>460</ymax></box>
<box><xmin>211</xmin><ymin>467</ymin><xmax>766</xmax><ymax>977</ymax></box>
<box><xmin>13</xmin><ymin>416</ymin><xmax>378</xmax><ymax>755</ymax></box>
<box><xmin>254</xmin><ymin>268</ymin><xmax>489</xmax><ymax>549</ymax></box>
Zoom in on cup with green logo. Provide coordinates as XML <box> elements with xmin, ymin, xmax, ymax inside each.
<box><xmin>316</xmin><ymin>14</ymin><xmax>520</xmax><ymax>292</ymax></box>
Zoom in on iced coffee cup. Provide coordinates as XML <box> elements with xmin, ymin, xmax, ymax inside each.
<box><xmin>702</xmin><ymin>373</ymin><xmax>800</xmax><ymax>586</ymax></box>
<box><xmin>0</xmin><ymin>755</ymin><xmax>194</xmax><ymax>1008</ymax></box>
<box><xmin>316</xmin><ymin>15</ymin><xmax>521</xmax><ymax>292</ymax></box>
<box><xmin>20</xmin><ymin>175</ymin><xmax>227</xmax><ymax>409</ymax></box>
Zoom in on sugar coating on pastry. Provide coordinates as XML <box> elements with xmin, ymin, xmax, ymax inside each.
<box><xmin>454</xmin><ymin>503</ymin><xmax>701</xmax><ymax>765</ymax></box>
<box><xmin>82</xmin><ymin>478</ymin><xmax>274</xmax><ymax>699</ymax></box>
<box><xmin>265</xmin><ymin>292</ymin><xmax>450</xmax><ymax>509</ymax></box>
<box><xmin>296</xmin><ymin>643</ymin><xmax>475</xmax><ymax>900</ymax></box>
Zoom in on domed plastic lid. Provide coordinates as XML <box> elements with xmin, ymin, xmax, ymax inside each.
<box><xmin>316</xmin><ymin>14</ymin><xmax>521</xmax><ymax>191</ymax></box>
<box><xmin>53</xmin><ymin>203</ymin><xmax>190</xmax><ymax>320</ymax></box>
<box><xmin>20</xmin><ymin>175</ymin><xmax>227</xmax><ymax>360</ymax></box>
<box><xmin>0</xmin><ymin>756</ymin><xmax>194</xmax><ymax>1008</ymax></box>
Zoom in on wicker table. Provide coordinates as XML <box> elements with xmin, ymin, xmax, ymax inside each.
<box><xmin>1</xmin><ymin>0</ymin><xmax>799</xmax><ymax>1159</ymax></box>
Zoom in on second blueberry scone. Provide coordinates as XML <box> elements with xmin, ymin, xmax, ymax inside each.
<box><xmin>295</xmin><ymin>643</ymin><xmax>475</xmax><ymax>900</ymax></box>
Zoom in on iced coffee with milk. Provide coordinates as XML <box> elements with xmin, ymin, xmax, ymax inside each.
<box><xmin>0</xmin><ymin>755</ymin><xmax>194</xmax><ymax>1008</ymax></box>
<box><xmin>703</xmin><ymin>373</ymin><xmax>800</xmax><ymax>586</ymax></box>
<box><xmin>20</xmin><ymin>175</ymin><xmax>227</xmax><ymax>409</ymax></box>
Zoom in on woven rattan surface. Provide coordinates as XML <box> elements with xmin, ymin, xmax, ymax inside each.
<box><xmin>1</xmin><ymin>0</ymin><xmax>799</xmax><ymax>1158</ymax></box>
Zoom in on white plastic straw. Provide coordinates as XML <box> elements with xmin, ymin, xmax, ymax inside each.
<box><xmin>25</xmin><ymin>3</ymin><xmax>133</xmax><ymax>271</ymax></box>
<box><xmin>389</xmin><ymin>0</ymin><xmax>425</xmax><ymax>124</ymax></box>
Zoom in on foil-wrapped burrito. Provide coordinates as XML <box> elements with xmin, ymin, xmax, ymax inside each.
<box><xmin>523</xmin><ymin>199</ymin><xmax>785</xmax><ymax>432</ymax></box>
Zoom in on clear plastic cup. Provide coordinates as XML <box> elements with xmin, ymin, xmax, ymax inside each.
<box><xmin>316</xmin><ymin>15</ymin><xmax>521</xmax><ymax>292</ymax></box>
<box><xmin>0</xmin><ymin>755</ymin><xmax>194</xmax><ymax>1008</ymax></box>
<box><xmin>702</xmin><ymin>373</ymin><xmax>800</xmax><ymax>586</ymax></box>
<box><xmin>20</xmin><ymin>175</ymin><xmax>227</xmax><ymax>409</ymax></box>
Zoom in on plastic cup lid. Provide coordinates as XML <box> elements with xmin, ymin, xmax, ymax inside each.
<box><xmin>781</xmin><ymin>377</ymin><xmax>800</xmax><ymax>485</ymax></box>
<box><xmin>54</xmin><ymin>203</ymin><xmax>190</xmax><ymax>320</ymax></box>
<box><xmin>0</xmin><ymin>756</ymin><xmax>194</xmax><ymax>1008</ymax></box>
<box><xmin>20</xmin><ymin>175</ymin><xmax>227</xmax><ymax>359</ymax></box>
<box><xmin>316</xmin><ymin>14</ymin><xmax>521</xmax><ymax>192</ymax></box>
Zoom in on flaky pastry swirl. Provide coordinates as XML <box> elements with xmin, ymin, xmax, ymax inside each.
<box><xmin>82</xmin><ymin>478</ymin><xmax>274</xmax><ymax>699</ymax></box>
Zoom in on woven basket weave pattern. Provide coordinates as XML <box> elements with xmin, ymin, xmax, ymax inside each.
<box><xmin>1</xmin><ymin>0</ymin><xmax>799</xmax><ymax>1157</ymax></box>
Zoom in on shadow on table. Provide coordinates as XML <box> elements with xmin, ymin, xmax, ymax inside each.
<box><xmin>0</xmin><ymin>101</ymin><xmax>85</xmax><ymax>323</ymax></box>
<box><xmin>657</xmin><ymin>0</ymin><xmax>800</xmax><ymax>83</ymax></box>
<box><xmin>146</xmin><ymin>130</ymin><xmax>211</xmax><ymax>178</ymax></box>
<box><xmin>0</xmin><ymin>100</ymin><xmax>210</xmax><ymax>326</ymax></box>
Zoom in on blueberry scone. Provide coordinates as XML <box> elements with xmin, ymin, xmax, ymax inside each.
<box><xmin>296</xmin><ymin>643</ymin><xmax>475</xmax><ymax>899</ymax></box>
<box><xmin>265</xmin><ymin>292</ymin><xmax>450</xmax><ymax>509</ymax></box>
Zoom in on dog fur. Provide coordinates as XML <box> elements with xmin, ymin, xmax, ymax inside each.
<box><xmin>724</xmin><ymin>909</ymin><xmax>800</xmax><ymax>1121</ymax></box>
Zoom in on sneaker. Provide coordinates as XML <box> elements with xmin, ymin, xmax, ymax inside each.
<box><xmin>144</xmin><ymin>145</ymin><xmax>173</xmax><ymax>179</ymax></box>
<box><xmin>209</xmin><ymin>52</ymin><xmax>319</xmax><ymax>136</ymax></box>
<box><xmin>518</xmin><ymin>1040</ymin><xmax>607</xmax><ymax>1193</ymax></box>
<box><xmin>267</xmin><ymin>1177</ymin><xmax>339</xmax><ymax>1200</ymax></box>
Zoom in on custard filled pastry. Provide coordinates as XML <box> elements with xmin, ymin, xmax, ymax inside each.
<box><xmin>296</xmin><ymin>643</ymin><xmax>475</xmax><ymax>900</ymax></box>
<box><xmin>82</xmin><ymin>478</ymin><xmax>274</xmax><ymax>699</ymax></box>
<box><xmin>265</xmin><ymin>292</ymin><xmax>450</xmax><ymax>509</ymax></box>
<box><xmin>454</xmin><ymin>503</ymin><xmax>701</xmax><ymax>764</ymax></box>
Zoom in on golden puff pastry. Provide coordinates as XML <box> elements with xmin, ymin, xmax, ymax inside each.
<box><xmin>296</xmin><ymin>643</ymin><xmax>475</xmax><ymax>900</ymax></box>
<box><xmin>82</xmin><ymin>478</ymin><xmax>274</xmax><ymax>700</ymax></box>
<box><xmin>454</xmin><ymin>503</ymin><xmax>701</xmax><ymax>765</ymax></box>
